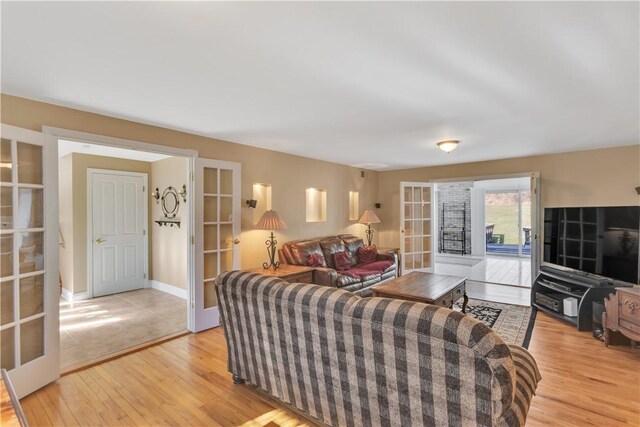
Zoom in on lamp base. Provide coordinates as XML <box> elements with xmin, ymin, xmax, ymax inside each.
<box><xmin>263</xmin><ymin>232</ymin><xmax>280</xmax><ymax>270</ymax></box>
<box><xmin>365</xmin><ymin>224</ymin><xmax>375</xmax><ymax>247</ymax></box>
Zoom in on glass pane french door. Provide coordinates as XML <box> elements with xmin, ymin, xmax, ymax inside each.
<box><xmin>400</xmin><ymin>182</ymin><xmax>434</xmax><ymax>273</ymax></box>
<box><xmin>194</xmin><ymin>158</ymin><xmax>241</xmax><ymax>332</ymax></box>
<box><xmin>0</xmin><ymin>125</ymin><xmax>58</xmax><ymax>398</ymax></box>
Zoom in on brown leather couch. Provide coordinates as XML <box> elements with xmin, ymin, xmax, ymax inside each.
<box><xmin>278</xmin><ymin>234</ymin><xmax>398</xmax><ymax>296</ymax></box>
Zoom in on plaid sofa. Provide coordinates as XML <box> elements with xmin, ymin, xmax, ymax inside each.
<box><xmin>216</xmin><ymin>271</ymin><xmax>541</xmax><ymax>427</ymax></box>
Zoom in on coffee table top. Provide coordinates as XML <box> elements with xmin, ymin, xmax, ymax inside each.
<box><xmin>373</xmin><ymin>271</ymin><xmax>467</xmax><ymax>303</ymax></box>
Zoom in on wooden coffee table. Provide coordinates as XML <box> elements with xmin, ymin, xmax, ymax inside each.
<box><xmin>372</xmin><ymin>271</ymin><xmax>469</xmax><ymax>313</ymax></box>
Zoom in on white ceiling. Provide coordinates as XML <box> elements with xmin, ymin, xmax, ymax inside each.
<box><xmin>2</xmin><ymin>2</ymin><xmax>638</xmax><ymax>171</ymax></box>
<box><xmin>58</xmin><ymin>139</ymin><xmax>170</xmax><ymax>162</ymax></box>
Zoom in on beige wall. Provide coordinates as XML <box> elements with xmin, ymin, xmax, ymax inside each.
<box><xmin>58</xmin><ymin>154</ymin><xmax>74</xmax><ymax>292</ymax></box>
<box><xmin>58</xmin><ymin>152</ymin><xmax>152</xmax><ymax>294</ymax></box>
<box><xmin>376</xmin><ymin>146</ymin><xmax>640</xmax><ymax>248</ymax></box>
<box><xmin>150</xmin><ymin>157</ymin><xmax>189</xmax><ymax>290</ymax></box>
<box><xmin>1</xmin><ymin>94</ymin><xmax>380</xmax><ymax>270</ymax></box>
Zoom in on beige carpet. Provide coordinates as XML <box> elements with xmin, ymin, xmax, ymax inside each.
<box><xmin>455</xmin><ymin>298</ymin><xmax>535</xmax><ymax>348</ymax></box>
<box><xmin>60</xmin><ymin>288</ymin><xmax>187</xmax><ymax>370</ymax></box>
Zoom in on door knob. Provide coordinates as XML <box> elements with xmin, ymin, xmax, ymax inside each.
<box><xmin>95</xmin><ymin>238</ymin><xmax>106</xmax><ymax>245</ymax></box>
<box><xmin>233</xmin><ymin>238</ymin><xmax>240</xmax><ymax>245</ymax></box>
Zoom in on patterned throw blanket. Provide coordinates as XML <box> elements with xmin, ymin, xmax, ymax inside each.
<box><xmin>340</xmin><ymin>260</ymin><xmax>394</xmax><ymax>279</ymax></box>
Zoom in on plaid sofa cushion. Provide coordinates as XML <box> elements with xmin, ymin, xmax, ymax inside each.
<box><xmin>216</xmin><ymin>271</ymin><xmax>540</xmax><ymax>427</ymax></box>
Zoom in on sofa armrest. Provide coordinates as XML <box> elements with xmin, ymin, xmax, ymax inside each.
<box><xmin>496</xmin><ymin>345</ymin><xmax>541</xmax><ymax>427</ymax></box>
<box><xmin>376</xmin><ymin>252</ymin><xmax>398</xmax><ymax>265</ymax></box>
<box><xmin>312</xmin><ymin>267</ymin><xmax>338</xmax><ymax>287</ymax></box>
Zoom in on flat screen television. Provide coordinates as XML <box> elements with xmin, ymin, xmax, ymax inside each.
<box><xmin>543</xmin><ymin>206</ymin><xmax>639</xmax><ymax>284</ymax></box>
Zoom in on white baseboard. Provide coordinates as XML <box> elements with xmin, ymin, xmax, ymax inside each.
<box><xmin>60</xmin><ymin>288</ymin><xmax>90</xmax><ymax>301</ymax></box>
<box><xmin>150</xmin><ymin>280</ymin><xmax>188</xmax><ymax>300</ymax></box>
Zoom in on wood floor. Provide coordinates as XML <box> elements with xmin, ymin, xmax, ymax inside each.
<box><xmin>21</xmin><ymin>312</ymin><xmax>640</xmax><ymax>426</ymax></box>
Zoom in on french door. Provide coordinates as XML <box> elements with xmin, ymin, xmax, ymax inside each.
<box><xmin>400</xmin><ymin>182</ymin><xmax>435</xmax><ymax>273</ymax></box>
<box><xmin>194</xmin><ymin>158</ymin><xmax>241</xmax><ymax>332</ymax></box>
<box><xmin>0</xmin><ymin>124</ymin><xmax>59</xmax><ymax>398</ymax></box>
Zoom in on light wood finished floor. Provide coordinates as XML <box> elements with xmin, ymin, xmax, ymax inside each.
<box><xmin>60</xmin><ymin>289</ymin><xmax>187</xmax><ymax>370</ymax></box>
<box><xmin>22</xmin><ymin>312</ymin><xmax>640</xmax><ymax>426</ymax></box>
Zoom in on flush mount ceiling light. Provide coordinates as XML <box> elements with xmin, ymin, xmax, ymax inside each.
<box><xmin>437</xmin><ymin>140</ymin><xmax>459</xmax><ymax>153</ymax></box>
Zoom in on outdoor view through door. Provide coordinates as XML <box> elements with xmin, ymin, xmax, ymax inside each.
<box><xmin>485</xmin><ymin>191</ymin><xmax>531</xmax><ymax>257</ymax></box>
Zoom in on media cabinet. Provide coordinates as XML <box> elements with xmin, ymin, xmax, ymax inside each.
<box><xmin>532</xmin><ymin>265</ymin><xmax>621</xmax><ymax>331</ymax></box>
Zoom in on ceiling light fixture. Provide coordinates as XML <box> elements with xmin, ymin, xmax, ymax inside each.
<box><xmin>437</xmin><ymin>140</ymin><xmax>459</xmax><ymax>153</ymax></box>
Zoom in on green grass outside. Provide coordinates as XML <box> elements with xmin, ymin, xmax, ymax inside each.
<box><xmin>486</xmin><ymin>203</ymin><xmax>531</xmax><ymax>245</ymax></box>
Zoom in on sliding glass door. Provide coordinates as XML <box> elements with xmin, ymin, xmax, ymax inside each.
<box><xmin>485</xmin><ymin>190</ymin><xmax>531</xmax><ymax>257</ymax></box>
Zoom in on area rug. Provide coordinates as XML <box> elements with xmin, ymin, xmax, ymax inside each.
<box><xmin>454</xmin><ymin>299</ymin><xmax>536</xmax><ymax>348</ymax></box>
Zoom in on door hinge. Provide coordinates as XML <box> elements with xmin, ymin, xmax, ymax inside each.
<box><xmin>143</xmin><ymin>229</ymin><xmax>146</xmax><ymax>236</ymax></box>
<box><xmin>191</xmin><ymin>235</ymin><xmax>195</xmax><ymax>245</ymax></box>
<box><xmin>143</xmin><ymin>273</ymin><xmax>147</xmax><ymax>279</ymax></box>
<box><xmin>143</xmin><ymin>185</ymin><xmax>146</xmax><ymax>192</ymax></box>
<box><xmin>191</xmin><ymin>300</ymin><xmax>195</xmax><ymax>308</ymax></box>
<box><xmin>190</xmin><ymin>172</ymin><xmax>195</xmax><ymax>181</ymax></box>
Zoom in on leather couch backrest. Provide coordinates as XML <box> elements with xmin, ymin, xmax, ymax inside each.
<box><xmin>281</xmin><ymin>235</ymin><xmax>359</xmax><ymax>268</ymax></box>
<box><xmin>288</xmin><ymin>240</ymin><xmax>326</xmax><ymax>267</ymax></box>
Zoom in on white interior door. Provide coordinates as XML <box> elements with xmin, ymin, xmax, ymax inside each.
<box><xmin>400</xmin><ymin>182</ymin><xmax>434</xmax><ymax>274</ymax></box>
<box><xmin>194</xmin><ymin>158</ymin><xmax>241</xmax><ymax>332</ymax></box>
<box><xmin>90</xmin><ymin>170</ymin><xmax>147</xmax><ymax>298</ymax></box>
<box><xmin>0</xmin><ymin>124</ymin><xmax>59</xmax><ymax>398</ymax></box>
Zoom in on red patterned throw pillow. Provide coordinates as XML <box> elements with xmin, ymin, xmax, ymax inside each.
<box><xmin>357</xmin><ymin>246</ymin><xmax>378</xmax><ymax>264</ymax></box>
<box><xmin>307</xmin><ymin>252</ymin><xmax>325</xmax><ymax>267</ymax></box>
<box><xmin>333</xmin><ymin>250</ymin><xmax>352</xmax><ymax>272</ymax></box>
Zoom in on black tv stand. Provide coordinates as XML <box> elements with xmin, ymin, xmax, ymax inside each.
<box><xmin>532</xmin><ymin>266</ymin><xmax>618</xmax><ymax>331</ymax></box>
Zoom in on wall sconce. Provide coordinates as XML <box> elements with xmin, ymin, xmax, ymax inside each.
<box><xmin>151</xmin><ymin>187</ymin><xmax>160</xmax><ymax>203</ymax></box>
<box><xmin>178</xmin><ymin>184</ymin><xmax>187</xmax><ymax>202</ymax></box>
<box><xmin>246</xmin><ymin>199</ymin><xmax>258</xmax><ymax>208</ymax></box>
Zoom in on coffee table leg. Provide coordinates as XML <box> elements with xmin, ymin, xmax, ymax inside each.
<box><xmin>462</xmin><ymin>292</ymin><xmax>469</xmax><ymax>314</ymax></box>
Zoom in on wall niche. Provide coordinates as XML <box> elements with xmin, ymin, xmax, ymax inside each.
<box><xmin>305</xmin><ymin>188</ymin><xmax>327</xmax><ymax>222</ymax></box>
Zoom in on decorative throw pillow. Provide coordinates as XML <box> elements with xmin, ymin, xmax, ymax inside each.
<box><xmin>307</xmin><ymin>252</ymin><xmax>325</xmax><ymax>267</ymax></box>
<box><xmin>333</xmin><ymin>250</ymin><xmax>352</xmax><ymax>272</ymax></box>
<box><xmin>357</xmin><ymin>246</ymin><xmax>378</xmax><ymax>264</ymax></box>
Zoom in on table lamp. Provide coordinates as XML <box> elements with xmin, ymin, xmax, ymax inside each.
<box><xmin>255</xmin><ymin>210</ymin><xmax>288</xmax><ymax>269</ymax></box>
<box><xmin>359</xmin><ymin>209</ymin><xmax>381</xmax><ymax>247</ymax></box>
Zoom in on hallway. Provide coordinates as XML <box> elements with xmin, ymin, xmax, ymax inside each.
<box><xmin>60</xmin><ymin>289</ymin><xmax>187</xmax><ymax>371</ymax></box>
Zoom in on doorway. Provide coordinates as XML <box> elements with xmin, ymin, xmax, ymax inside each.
<box><xmin>433</xmin><ymin>175</ymin><xmax>536</xmax><ymax>305</ymax></box>
<box><xmin>2</xmin><ymin>124</ymin><xmax>241</xmax><ymax>396</ymax></box>
<box><xmin>57</xmin><ymin>139</ymin><xmax>191</xmax><ymax>371</ymax></box>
